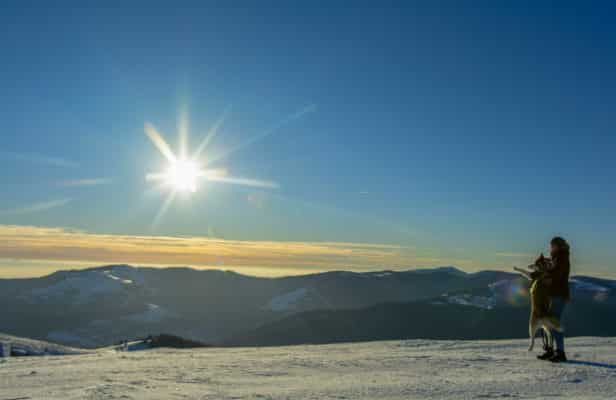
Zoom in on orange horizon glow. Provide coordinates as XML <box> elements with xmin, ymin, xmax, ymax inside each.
<box><xmin>2</xmin><ymin>224</ymin><xmax>609</xmax><ymax>280</ymax></box>
<box><xmin>0</xmin><ymin>224</ymin><xmax>429</xmax><ymax>278</ymax></box>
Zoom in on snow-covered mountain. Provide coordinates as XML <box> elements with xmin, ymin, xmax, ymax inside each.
<box><xmin>1</xmin><ymin>265</ymin><xmax>504</xmax><ymax>347</ymax></box>
<box><xmin>225</xmin><ymin>274</ymin><xmax>616</xmax><ymax>347</ymax></box>
<box><xmin>2</xmin><ymin>265</ymin><xmax>615</xmax><ymax>348</ymax></box>
<box><xmin>24</xmin><ymin>265</ymin><xmax>144</xmax><ymax>304</ymax></box>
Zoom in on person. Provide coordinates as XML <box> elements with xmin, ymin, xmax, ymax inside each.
<box><xmin>537</xmin><ymin>236</ymin><xmax>571</xmax><ymax>362</ymax></box>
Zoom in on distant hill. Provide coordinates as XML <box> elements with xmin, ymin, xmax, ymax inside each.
<box><xmin>0</xmin><ymin>332</ymin><xmax>85</xmax><ymax>356</ymax></box>
<box><xmin>225</xmin><ymin>274</ymin><xmax>616</xmax><ymax>346</ymax></box>
<box><xmin>224</xmin><ymin>299</ymin><xmax>616</xmax><ymax>347</ymax></box>
<box><xmin>1</xmin><ymin>265</ymin><xmax>614</xmax><ymax>348</ymax></box>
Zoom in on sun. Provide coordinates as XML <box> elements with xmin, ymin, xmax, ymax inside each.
<box><xmin>143</xmin><ymin>110</ymin><xmax>282</xmax><ymax>227</ymax></box>
<box><xmin>163</xmin><ymin>159</ymin><xmax>201</xmax><ymax>193</ymax></box>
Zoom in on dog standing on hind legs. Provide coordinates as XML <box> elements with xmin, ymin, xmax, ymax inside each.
<box><xmin>514</xmin><ymin>254</ymin><xmax>562</xmax><ymax>352</ymax></box>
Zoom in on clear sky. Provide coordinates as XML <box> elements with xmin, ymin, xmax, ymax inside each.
<box><xmin>1</xmin><ymin>1</ymin><xmax>615</xmax><ymax>277</ymax></box>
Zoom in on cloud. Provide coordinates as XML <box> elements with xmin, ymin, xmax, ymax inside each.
<box><xmin>0</xmin><ymin>152</ymin><xmax>78</xmax><ymax>168</ymax></box>
<box><xmin>0</xmin><ymin>224</ymin><xmax>460</xmax><ymax>277</ymax></box>
<box><xmin>57</xmin><ymin>178</ymin><xmax>113</xmax><ymax>187</ymax></box>
<box><xmin>0</xmin><ymin>199</ymin><xmax>72</xmax><ymax>215</ymax></box>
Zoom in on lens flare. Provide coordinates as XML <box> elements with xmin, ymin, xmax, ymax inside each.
<box><xmin>505</xmin><ymin>281</ymin><xmax>529</xmax><ymax>306</ymax></box>
<box><xmin>144</xmin><ymin>109</ymin><xmax>284</xmax><ymax>226</ymax></box>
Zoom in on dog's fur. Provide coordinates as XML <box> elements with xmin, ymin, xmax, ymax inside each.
<box><xmin>514</xmin><ymin>254</ymin><xmax>562</xmax><ymax>351</ymax></box>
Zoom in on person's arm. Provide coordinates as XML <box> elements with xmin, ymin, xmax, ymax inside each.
<box><xmin>543</xmin><ymin>258</ymin><xmax>556</xmax><ymax>286</ymax></box>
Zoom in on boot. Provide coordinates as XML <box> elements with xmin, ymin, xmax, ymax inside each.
<box><xmin>537</xmin><ymin>347</ymin><xmax>554</xmax><ymax>360</ymax></box>
<box><xmin>549</xmin><ymin>349</ymin><xmax>567</xmax><ymax>363</ymax></box>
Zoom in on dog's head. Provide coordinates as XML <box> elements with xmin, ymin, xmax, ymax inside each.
<box><xmin>530</xmin><ymin>253</ymin><xmax>551</xmax><ymax>272</ymax></box>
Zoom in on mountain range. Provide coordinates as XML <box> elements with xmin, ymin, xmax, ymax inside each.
<box><xmin>2</xmin><ymin>265</ymin><xmax>615</xmax><ymax>348</ymax></box>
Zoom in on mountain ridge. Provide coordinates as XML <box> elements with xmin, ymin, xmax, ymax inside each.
<box><xmin>2</xmin><ymin>264</ymin><xmax>614</xmax><ymax>348</ymax></box>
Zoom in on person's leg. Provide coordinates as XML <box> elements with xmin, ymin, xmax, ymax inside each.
<box><xmin>549</xmin><ymin>296</ymin><xmax>568</xmax><ymax>362</ymax></box>
<box><xmin>551</xmin><ymin>328</ymin><xmax>564</xmax><ymax>352</ymax></box>
<box><xmin>549</xmin><ymin>297</ymin><xmax>566</xmax><ymax>351</ymax></box>
<box><xmin>537</xmin><ymin>328</ymin><xmax>554</xmax><ymax>360</ymax></box>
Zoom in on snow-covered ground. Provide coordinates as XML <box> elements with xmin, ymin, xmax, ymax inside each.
<box><xmin>1</xmin><ymin>337</ymin><xmax>615</xmax><ymax>399</ymax></box>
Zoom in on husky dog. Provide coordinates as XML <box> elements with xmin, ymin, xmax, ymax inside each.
<box><xmin>514</xmin><ymin>254</ymin><xmax>562</xmax><ymax>351</ymax></box>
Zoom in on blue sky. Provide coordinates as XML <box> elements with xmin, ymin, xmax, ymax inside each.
<box><xmin>1</xmin><ymin>2</ymin><xmax>615</xmax><ymax>277</ymax></box>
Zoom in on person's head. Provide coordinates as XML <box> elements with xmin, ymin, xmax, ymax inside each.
<box><xmin>550</xmin><ymin>236</ymin><xmax>570</xmax><ymax>257</ymax></box>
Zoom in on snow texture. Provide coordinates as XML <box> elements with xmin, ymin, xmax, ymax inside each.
<box><xmin>27</xmin><ymin>267</ymin><xmax>142</xmax><ymax>304</ymax></box>
<box><xmin>1</xmin><ymin>337</ymin><xmax>615</xmax><ymax>399</ymax></box>
<box><xmin>440</xmin><ymin>293</ymin><xmax>495</xmax><ymax>309</ymax></box>
<box><xmin>571</xmin><ymin>279</ymin><xmax>610</xmax><ymax>293</ymax></box>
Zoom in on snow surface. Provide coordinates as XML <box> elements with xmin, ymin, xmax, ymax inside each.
<box><xmin>439</xmin><ymin>293</ymin><xmax>495</xmax><ymax>309</ymax></box>
<box><xmin>102</xmin><ymin>269</ymin><xmax>134</xmax><ymax>284</ymax></box>
<box><xmin>27</xmin><ymin>267</ymin><xmax>142</xmax><ymax>304</ymax></box>
<box><xmin>373</xmin><ymin>271</ymin><xmax>393</xmax><ymax>277</ymax></box>
<box><xmin>1</xmin><ymin>337</ymin><xmax>615</xmax><ymax>399</ymax></box>
<box><xmin>571</xmin><ymin>279</ymin><xmax>610</xmax><ymax>293</ymax></box>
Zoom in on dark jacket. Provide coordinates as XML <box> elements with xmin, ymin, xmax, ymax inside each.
<box><xmin>548</xmin><ymin>249</ymin><xmax>570</xmax><ymax>299</ymax></box>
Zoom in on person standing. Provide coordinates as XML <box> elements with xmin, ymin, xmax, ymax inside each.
<box><xmin>537</xmin><ymin>236</ymin><xmax>571</xmax><ymax>362</ymax></box>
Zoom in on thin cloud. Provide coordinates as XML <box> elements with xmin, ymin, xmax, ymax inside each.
<box><xmin>58</xmin><ymin>178</ymin><xmax>113</xmax><ymax>187</ymax></box>
<box><xmin>0</xmin><ymin>151</ymin><xmax>78</xmax><ymax>168</ymax></box>
<box><xmin>0</xmin><ymin>199</ymin><xmax>72</xmax><ymax>215</ymax></box>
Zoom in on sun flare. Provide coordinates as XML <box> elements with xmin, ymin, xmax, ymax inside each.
<box><xmin>144</xmin><ymin>112</ymin><xmax>280</xmax><ymax>226</ymax></box>
<box><xmin>163</xmin><ymin>159</ymin><xmax>201</xmax><ymax>193</ymax></box>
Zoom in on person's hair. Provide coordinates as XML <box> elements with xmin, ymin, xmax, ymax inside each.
<box><xmin>550</xmin><ymin>236</ymin><xmax>570</xmax><ymax>252</ymax></box>
<box><xmin>550</xmin><ymin>236</ymin><xmax>570</xmax><ymax>269</ymax></box>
